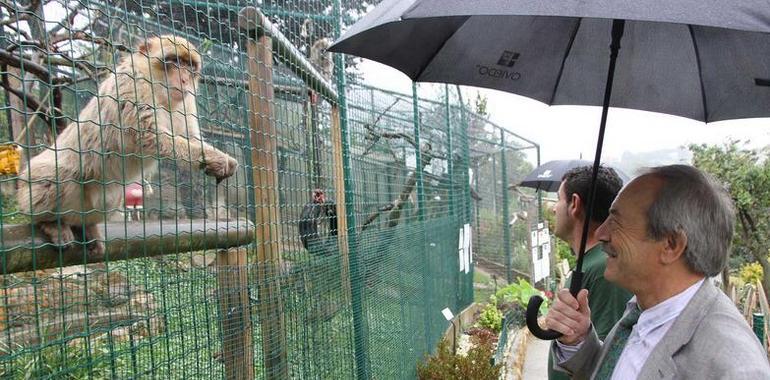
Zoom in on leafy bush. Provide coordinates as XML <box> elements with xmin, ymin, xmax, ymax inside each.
<box><xmin>740</xmin><ymin>262</ymin><xmax>763</xmax><ymax>285</ymax></box>
<box><xmin>416</xmin><ymin>337</ymin><xmax>502</xmax><ymax>380</ymax></box>
<box><xmin>554</xmin><ymin>238</ymin><xmax>575</xmax><ymax>268</ymax></box>
<box><xmin>477</xmin><ymin>301</ymin><xmax>503</xmax><ymax>332</ymax></box>
<box><xmin>496</xmin><ymin>278</ymin><xmax>549</xmax><ymax>313</ymax></box>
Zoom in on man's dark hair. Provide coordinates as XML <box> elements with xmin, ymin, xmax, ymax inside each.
<box><xmin>562</xmin><ymin>165</ymin><xmax>623</xmax><ymax>224</ymax></box>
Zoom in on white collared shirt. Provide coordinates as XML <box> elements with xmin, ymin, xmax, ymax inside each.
<box><xmin>609</xmin><ymin>278</ymin><xmax>703</xmax><ymax>379</ymax></box>
<box><xmin>555</xmin><ymin>278</ymin><xmax>704</xmax><ymax>379</ymax></box>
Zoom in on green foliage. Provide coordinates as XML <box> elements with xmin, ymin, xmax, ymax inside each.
<box><xmin>740</xmin><ymin>262</ymin><xmax>763</xmax><ymax>285</ymax></box>
<box><xmin>417</xmin><ymin>337</ymin><xmax>502</xmax><ymax>380</ymax></box>
<box><xmin>0</xmin><ymin>191</ymin><xmax>30</xmax><ymax>225</ymax></box>
<box><xmin>555</xmin><ymin>239</ymin><xmax>575</xmax><ymax>268</ymax></box>
<box><xmin>474</xmin><ymin>91</ymin><xmax>489</xmax><ymax>118</ymax></box>
<box><xmin>2</xmin><ymin>336</ymin><xmax>125</xmax><ymax>379</ymax></box>
<box><xmin>477</xmin><ymin>297</ymin><xmax>503</xmax><ymax>332</ymax></box>
<box><xmin>473</xmin><ymin>270</ymin><xmax>494</xmax><ymax>286</ymax></box>
<box><xmin>543</xmin><ymin>207</ymin><xmax>575</xmax><ymax>268</ymax></box>
<box><xmin>495</xmin><ymin>278</ymin><xmax>548</xmax><ymax>313</ymax></box>
<box><xmin>689</xmin><ymin>141</ymin><xmax>770</xmax><ymax>290</ymax></box>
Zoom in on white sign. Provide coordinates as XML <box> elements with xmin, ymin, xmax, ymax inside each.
<box><xmin>458</xmin><ymin>227</ymin><xmax>465</xmax><ymax>273</ymax></box>
<box><xmin>464</xmin><ymin>224</ymin><xmax>473</xmax><ymax>271</ymax></box>
<box><xmin>458</xmin><ymin>224</ymin><xmax>473</xmax><ymax>274</ymax></box>
<box><xmin>531</xmin><ymin>223</ymin><xmax>551</xmax><ymax>283</ymax></box>
<box><xmin>441</xmin><ymin>307</ymin><xmax>455</xmax><ymax>321</ymax></box>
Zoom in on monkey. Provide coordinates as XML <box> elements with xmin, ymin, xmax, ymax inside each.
<box><xmin>17</xmin><ymin>35</ymin><xmax>238</xmax><ymax>257</ymax></box>
<box><xmin>298</xmin><ymin>189</ymin><xmax>337</xmax><ymax>254</ymax></box>
<box><xmin>309</xmin><ymin>38</ymin><xmax>333</xmax><ymax>81</ymax></box>
<box><xmin>299</xmin><ymin>18</ymin><xmax>314</xmax><ymax>40</ymax></box>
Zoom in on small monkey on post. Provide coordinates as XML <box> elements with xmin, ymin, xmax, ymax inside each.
<box><xmin>17</xmin><ymin>35</ymin><xmax>237</xmax><ymax>257</ymax></box>
<box><xmin>309</xmin><ymin>38</ymin><xmax>333</xmax><ymax>81</ymax></box>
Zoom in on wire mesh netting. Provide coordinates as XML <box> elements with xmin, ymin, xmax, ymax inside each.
<box><xmin>0</xmin><ymin>0</ymin><xmax>539</xmax><ymax>378</ymax></box>
<box><xmin>465</xmin><ymin>111</ymin><xmax>541</xmax><ymax>287</ymax></box>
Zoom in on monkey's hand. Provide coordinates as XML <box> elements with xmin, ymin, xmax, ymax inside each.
<box><xmin>202</xmin><ymin>149</ymin><xmax>238</xmax><ymax>184</ymax></box>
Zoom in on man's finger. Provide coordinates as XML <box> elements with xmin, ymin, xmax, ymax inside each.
<box><xmin>556</xmin><ymin>288</ymin><xmax>579</xmax><ymax>310</ymax></box>
<box><xmin>577</xmin><ymin>289</ymin><xmax>591</xmax><ymax>315</ymax></box>
<box><xmin>545</xmin><ymin>311</ymin><xmax>584</xmax><ymax>335</ymax></box>
<box><xmin>545</xmin><ymin>316</ymin><xmax>578</xmax><ymax>336</ymax></box>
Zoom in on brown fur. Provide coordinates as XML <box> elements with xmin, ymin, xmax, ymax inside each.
<box><xmin>17</xmin><ymin>35</ymin><xmax>237</xmax><ymax>257</ymax></box>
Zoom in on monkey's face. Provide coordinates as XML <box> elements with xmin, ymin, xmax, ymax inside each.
<box><xmin>143</xmin><ymin>35</ymin><xmax>202</xmax><ymax>104</ymax></box>
<box><xmin>158</xmin><ymin>54</ymin><xmax>200</xmax><ymax>102</ymax></box>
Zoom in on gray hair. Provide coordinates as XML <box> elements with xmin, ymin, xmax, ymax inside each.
<box><xmin>641</xmin><ymin>165</ymin><xmax>735</xmax><ymax>276</ymax></box>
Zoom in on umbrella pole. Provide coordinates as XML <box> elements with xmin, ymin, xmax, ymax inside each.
<box><xmin>527</xmin><ymin>19</ymin><xmax>626</xmax><ymax>340</ymax></box>
<box><xmin>570</xmin><ymin>19</ymin><xmax>626</xmax><ymax>293</ymax></box>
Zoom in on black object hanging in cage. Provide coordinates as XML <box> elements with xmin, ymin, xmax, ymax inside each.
<box><xmin>298</xmin><ymin>201</ymin><xmax>338</xmax><ymax>255</ymax></box>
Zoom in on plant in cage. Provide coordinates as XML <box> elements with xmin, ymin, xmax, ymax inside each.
<box><xmin>416</xmin><ymin>337</ymin><xmax>502</xmax><ymax>380</ymax></box>
<box><xmin>476</xmin><ymin>295</ymin><xmax>503</xmax><ymax>333</ymax></box>
<box><xmin>1</xmin><ymin>329</ymin><xmax>126</xmax><ymax>379</ymax></box>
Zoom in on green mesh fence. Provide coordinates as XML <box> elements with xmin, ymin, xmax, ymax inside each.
<box><xmin>466</xmin><ymin>112</ymin><xmax>540</xmax><ymax>287</ymax></box>
<box><xmin>0</xmin><ymin>0</ymin><xmax>539</xmax><ymax>379</ymax></box>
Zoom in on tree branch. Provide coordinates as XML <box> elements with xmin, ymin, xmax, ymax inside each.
<box><xmin>0</xmin><ymin>79</ymin><xmax>66</xmax><ymax>131</ymax></box>
<box><xmin>50</xmin><ymin>30</ymin><xmax>130</xmax><ymax>52</ymax></box>
<box><xmin>0</xmin><ymin>48</ymin><xmax>51</xmax><ymax>82</ymax></box>
<box><xmin>48</xmin><ymin>1</ymin><xmax>86</xmax><ymax>35</ymax></box>
<box><xmin>360</xmin><ymin>144</ymin><xmax>435</xmax><ymax>231</ymax></box>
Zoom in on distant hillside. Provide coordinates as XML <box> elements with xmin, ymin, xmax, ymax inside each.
<box><xmin>608</xmin><ymin>147</ymin><xmax>693</xmax><ymax>178</ymax></box>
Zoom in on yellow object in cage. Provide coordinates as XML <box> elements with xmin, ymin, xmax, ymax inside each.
<box><xmin>0</xmin><ymin>144</ymin><xmax>21</xmax><ymax>176</ymax></box>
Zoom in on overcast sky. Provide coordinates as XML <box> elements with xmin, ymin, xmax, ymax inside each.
<box><xmin>359</xmin><ymin>59</ymin><xmax>770</xmax><ymax>166</ymax></box>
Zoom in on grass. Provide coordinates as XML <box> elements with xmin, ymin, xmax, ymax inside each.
<box><xmin>0</xmin><ymin>252</ymin><xmax>361</xmax><ymax>379</ymax></box>
<box><xmin>474</xmin><ymin>270</ymin><xmax>503</xmax><ymax>303</ymax></box>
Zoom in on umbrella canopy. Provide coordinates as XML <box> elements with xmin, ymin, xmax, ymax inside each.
<box><xmin>330</xmin><ymin>0</ymin><xmax>770</xmax><ymax>123</ymax></box>
<box><xmin>518</xmin><ymin>160</ymin><xmax>630</xmax><ymax>193</ymax></box>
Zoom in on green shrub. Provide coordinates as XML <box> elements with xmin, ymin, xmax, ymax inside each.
<box><xmin>477</xmin><ymin>301</ymin><xmax>503</xmax><ymax>333</ymax></box>
<box><xmin>496</xmin><ymin>278</ymin><xmax>548</xmax><ymax>313</ymax></box>
<box><xmin>740</xmin><ymin>262</ymin><xmax>763</xmax><ymax>285</ymax></box>
<box><xmin>417</xmin><ymin>336</ymin><xmax>502</xmax><ymax>380</ymax></box>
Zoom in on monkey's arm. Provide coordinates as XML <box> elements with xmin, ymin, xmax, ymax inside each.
<box><xmin>124</xmin><ymin>101</ymin><xmax>237</xmax><ymax>180</ymax></box>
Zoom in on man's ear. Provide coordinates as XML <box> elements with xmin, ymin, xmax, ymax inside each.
<box><xmin>661</xmin><ymin>230</ymin><xmax>688</xmax><ymax>265</ymax></box>
<box><xmin>569</xmin><ymin>193</ymin><xmax>582</xmax><ymax>218</ymax></box>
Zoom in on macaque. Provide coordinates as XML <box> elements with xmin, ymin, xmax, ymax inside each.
<box><xmin>310</xmin><ymin>38</ymin><xmax>333</xmax><ymax>81</ymax></box>
<box><xmin>17</xmin><ymin>35</ymin><xmax>237</xmax><ymax>257</ymax></box>
<box><xmin>298</xmin><ymin>189</ymin><xmax>337</xmax><ymax>253</ymax></box>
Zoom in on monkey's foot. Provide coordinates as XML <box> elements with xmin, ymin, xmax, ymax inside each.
<box><xmin>87</xmin><ymin>240</ymin><xmax>106</xmax><ymax>260</ymax></box>
<box><xmin>37</xmin><ymin>222</ymin><xmax>76</xmax><ymax>248</ymax></box>
<box><xmin>203</xmin><ymin>151</ymin><xmax>238</xmax><ymax>183</ymax></box>
<box><xmin>83</xmin><ymin>225</ymin><xmax>106</xmax><ymax>260</ymax></box>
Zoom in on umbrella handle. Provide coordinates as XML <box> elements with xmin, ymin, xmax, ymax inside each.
<box><xmin>525</xmin><ymin>271</ymin><xmax>583</xmax><ymax>340</ymax></box>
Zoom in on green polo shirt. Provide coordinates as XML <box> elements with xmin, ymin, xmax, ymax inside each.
<box><xmin>548</xmin><ymin>244</ymin><xmax>633</xmax><ymax>380</ymax></box>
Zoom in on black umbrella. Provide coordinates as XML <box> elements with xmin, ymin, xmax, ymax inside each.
<box><xmin>330</xmin><ymin>0</ymin><xmax>770</xmax><ymax>340</ymax></box>
<box><xmin>518</xmin><ymin>159</ymin><xmax>630</xmax><ymax>193</ymax></box>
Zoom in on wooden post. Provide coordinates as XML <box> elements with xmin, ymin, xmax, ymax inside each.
<box><xmin>216</xmin><ymin>248</ymin><xmax>254</xmax><ymax>380</ymax></box>
<box><xmin>331</xmin><ymin>105</ymin><xmax>351</xmax><ymax>300</ymax></box>
<box><xmin>244</xmin><ymin>23</ymin><xmax>288</xmax><ymax>380</ymax></box>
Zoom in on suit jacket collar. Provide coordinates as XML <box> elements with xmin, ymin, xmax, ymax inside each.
<box><xmin>637</xmin><ymin>279</ymin><xmax>718</xmax><ymax>379</ymax></box>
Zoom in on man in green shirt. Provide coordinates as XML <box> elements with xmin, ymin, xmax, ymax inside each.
<box><xmin>548</xmin><ymin>165</ymin><xmax>632</xmax><ymax>380</ymax></box>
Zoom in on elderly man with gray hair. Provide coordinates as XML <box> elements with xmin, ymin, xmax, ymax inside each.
<box><xmin>545</xmin><ymin>164</ymin><xmax>770</xmax><ymax>379</ymax></box>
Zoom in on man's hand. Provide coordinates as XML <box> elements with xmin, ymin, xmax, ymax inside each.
<box><xmin>544</xmin><ymin>289</ymin><xmax>591</xmax><ymax>345</ymax></box>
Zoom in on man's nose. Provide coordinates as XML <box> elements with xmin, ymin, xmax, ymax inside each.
<box><xmin>596</xmin><ymin>220</ymin><xmax>609</xmax><ymax>242</ymax></box>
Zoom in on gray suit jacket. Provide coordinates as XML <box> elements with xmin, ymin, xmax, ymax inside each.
<box><xmin>553</xmin><ymin>280</ymin><xmax>770</xmax><ymax>379</ymax></box>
